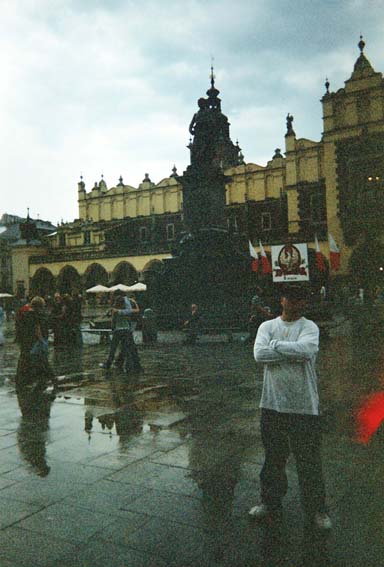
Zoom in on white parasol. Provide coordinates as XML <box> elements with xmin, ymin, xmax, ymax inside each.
<box><xmin>85</xmin><ymin>284</ymin><xmax>110</xmax><ymax>293</ymax></box>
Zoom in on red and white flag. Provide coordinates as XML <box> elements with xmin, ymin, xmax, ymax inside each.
<box><xmin>328</xmin><ymin>233</ymin><xmax>340</xmax><ymax>271</ymax></box>
<box><xmin>315</xmin><ymin>234</ymin><xmax>326</xmax><ymax>272</ymax></box>
<box><xmin>259</xmin><ymin>241</ymin><xmax>272</xmax><ymax>274</ymax></box>
<box><xmin>249</xmin><ymin>241</ymin><xmax>259</xmax><ymax>272</ymax></box>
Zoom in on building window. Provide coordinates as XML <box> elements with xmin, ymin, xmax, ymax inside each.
<box><xmin>310</xmin><ymin>193</ymin><xmax>326</xmax><ymax>223</ymax></box>
<box><xmin>166</xmin><ymin>223</ymin><xmax>175</xmax><ymax>240</ymax></box>
<box><xmin>84</xmin><ymin>230</ymin><xmax>91</xmax><ymax>245</ymax></box>
<box><xmin>16</xmin><ymin>280</ymin><xmax>25</xmax><ymax>297</ymax></box>
<box><xmin>58</xmin><ymin>233</ymin><xmax>66</xmax><ymax>247</ymax></box>
<box><xmin>261</xmin><ymin>212</ymin><xmax>272</xmax><ymax>231</ymax></box>
<box><xmin>140</xmin><ymin>227</ymin><xmax>148</xmax><ymax>242</ymax></box>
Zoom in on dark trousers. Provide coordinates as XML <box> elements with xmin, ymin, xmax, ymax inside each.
<box><xmin>260</xmin><ymin>409</ymin><xmax>326</xmax><ymax>517</ymax></box>
<box><xmin>114</xmin><ymin>331</ymin><xmax>141</xmax><ymax>371</ymax></box>
<box><xmin>106</xmin><ymin>330</ymin><xmax>131</xmax><ymax>371</ymax></box>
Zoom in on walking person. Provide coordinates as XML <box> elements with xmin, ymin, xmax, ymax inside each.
<box><xmin>50</xmin><ymin>292</ymin><xmax>64</xmax><ymax>346</ymax></box>
<box><xmin>182</xmin><ymin>304</ymin><xmax>201</xmax><ymax>345</ymax></box>
<box><xmin>113</xmin><ymin>293</ymin><xmax>143</xmax><ymax>372</ymax></box>
<box><xmin>15</xmin><ymin>296</ymin><xmax>56</xmax><ymax>394</ymax></box>
<box><xmin>249</xmin><ymin>285</ymin><xmax>332</xmax><ymax>530</ymax></box>
<box><xmin>100</xmin><ymin>295</ymin><xmax>141</xmax><ymax>373</ymax></box>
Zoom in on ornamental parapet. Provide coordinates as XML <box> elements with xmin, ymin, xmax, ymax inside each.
<box><xmin>29</xmin><ymin>241</ymin><xmax>174</xmax><ymax>264</ymax></box>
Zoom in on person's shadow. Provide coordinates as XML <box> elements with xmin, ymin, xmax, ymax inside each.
<box><xmin>16</xmin><ymin>387</ymin><xmax>54</xmax><ymax>477</ymax></box>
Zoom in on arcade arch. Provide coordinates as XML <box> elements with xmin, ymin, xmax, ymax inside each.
<box><xmin>30</xmin><ymin>267</ymin><xmax>55</xmax><ymax>297</ymax></box>
<box><xmin>112</xmin><ymin>262</ymin><xmax>138</xmax><ymax>285</ymax></box>
<box><xmin>57</xmin><ymin>265</ymin><xmax>82</xmax><ymax>294</ymax></box>
<box><xmin>141</xmin><ymin>259</ymin><xmax>164</xmax><ymax>285</ymax></box>
<box><xmin>84</xmin><ymin>263</ymin><xmax>109</xmax><ymax>289</ymax></box>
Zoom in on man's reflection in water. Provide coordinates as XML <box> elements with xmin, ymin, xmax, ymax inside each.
<box><xmin>189</xmin><ymin>435</ymin><xmax>242</xmax><ymax>563</ymax></box>
<box><xmin>16</xmin><ymin>387</ymin><xmax>54</xmax><ymax>477</ymax></box>
<box><xmin>187</xmin><ymin>391</ymin><xmax>247</xmax><ymax>564</ymax></box>
<box><xmin>187</xmin><ymin>398</ymin><xmax>330</xmax><ymax>566</ymax></box>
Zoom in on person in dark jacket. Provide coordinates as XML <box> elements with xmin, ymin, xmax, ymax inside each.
<box><xmin>182</xmin><ymin>304</ymin><xmax>201</xmax><ymax>345</ymax></box>
<box><xmin>15</xmin><ymin>296</ymin><xmax>56</xmax><ymax>394</ymax></box>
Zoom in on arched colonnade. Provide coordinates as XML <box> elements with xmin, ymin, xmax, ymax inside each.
<box><xmin>30</xmin><ymin>259</ymin><xmax>164</xmax><ymax>297</ymax></box>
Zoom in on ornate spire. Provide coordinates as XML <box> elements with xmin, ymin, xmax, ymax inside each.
<box><xmin>78</xmin><ymin>174</ymin><xmax>85</xmax><ymax>191</ymax></box>
<box><xmin>349</xmin><ymin>35</ymin><xmax>376</xmax><ymax>80</ymax></box>
<box><xmin>210</xmin><ymin>62</ymin><xmax>215</xmax><ymax>89</ymax></box>
<box><xmin>206</xmin><ymin>62</ymin><xmax>221</xmax><ymax>110</ymax></box>
<box><xmin>273</xmin><ymin>148</ymin><xmax>283</xmax><ymax>159</ymax></box>
<box><xmin>99</xmin><ymin>174</ymin><xmax>107</xmax><ymax>191</ymax></box>
<box><xmin>170</xmin><ymin>165</ymin><xmax>178</xmax><ymax>178</ymax></box>
<box><xmin>358</xmin><ymin>34</ymin><xmax>365</xmax><ymax>54</ymax></box>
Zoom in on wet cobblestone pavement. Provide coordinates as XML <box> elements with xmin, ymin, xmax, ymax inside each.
<box><xmin>0</xmin><ymin>312</ymin><xmax>383</xmax><ymax>566</ymax></box>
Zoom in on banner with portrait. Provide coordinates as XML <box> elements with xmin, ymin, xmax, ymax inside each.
<box><xmin>271</xmin><ymin>243</ymin><xmax>310</xmax><ymax>282</ymax></box>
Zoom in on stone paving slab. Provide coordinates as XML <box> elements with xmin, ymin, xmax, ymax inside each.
<box><xmin>0</xmin><ymin>526</ymin><xmax>78</xmax><ymax>566</ymax></box>
<box><xmin>57</xmin><ymin>538</ymin><xmax>168</xmax><ymax>567</ymax></box>
<box><xmin>0</xmin><ymin>496</ymin><xmax>44</xmax><ymax>530</ymax></box>
<box><xmin>15</xmin><ymin>502</ymin><xmax>120</xmax><ymax>544</ymax></box>
<box><xmin>1</xmin><ymin>322</ymin><xmax>384</xmax><ymax>566</ymax></box>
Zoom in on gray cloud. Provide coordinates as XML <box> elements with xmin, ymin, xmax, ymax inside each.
<box><xmin>1</xmin><ymin>0</ymin><xmax>383</xmax><ymax>222</ymax></box>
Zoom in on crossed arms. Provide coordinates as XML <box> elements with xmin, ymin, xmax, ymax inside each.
<box><xmin>254</xmin><ymin>322</ymin><xmax>319</xmax><ymax>364</ymax></box>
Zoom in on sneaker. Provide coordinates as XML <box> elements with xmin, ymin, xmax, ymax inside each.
<box><xmin>248</xmin><ymin>503</ymin><xmax>271</xmax><ymax>520</ymax></box>
<box><xmin>313</xmin><ymin>512</ymin><xmax>332</xmax><ymax>530</ymax></box>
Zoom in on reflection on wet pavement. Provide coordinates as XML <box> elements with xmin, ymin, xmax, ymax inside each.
<box><xmin>0</xmin><ymin>312</ymin><xmax>383</xmax><ymax>566</ymax></box>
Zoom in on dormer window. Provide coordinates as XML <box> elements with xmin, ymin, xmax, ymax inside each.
<box><xmin>166</xmin><ymin>223</ymin><xmax>175</xmax><ymax>240</ymax></box>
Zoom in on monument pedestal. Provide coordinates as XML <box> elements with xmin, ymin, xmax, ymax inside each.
<box><xmin>151</xmin><ymin>228</ymin><xmax>249</xmax><ymax>327</ymax></box>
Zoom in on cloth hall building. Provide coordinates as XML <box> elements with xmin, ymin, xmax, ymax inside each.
<box><xmin>9</xmin><ymin>39</ymin><xmax>384</xmax><ymax>298</ymax></box>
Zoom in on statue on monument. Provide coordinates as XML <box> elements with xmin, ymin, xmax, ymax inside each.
<box><xmin>188</xmin><ymin>97</ymin><xmax>209</xmax><ymax>136</ymax></box>
<box><xmin>286</xmin><ymin>113</ymin><xmax>295</xmax><ymax>135</ymax></box>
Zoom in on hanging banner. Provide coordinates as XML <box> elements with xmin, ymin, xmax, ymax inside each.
<box><xmin>271</xmin><ymin>243</ymin><xmax>310</xmax><ymax>282</ymax></box>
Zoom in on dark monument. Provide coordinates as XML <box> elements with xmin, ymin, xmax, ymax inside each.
<box><xmin>150</xmin><ymin>70</ymin><xmax>250</xmax><ymax>326</ymax></box>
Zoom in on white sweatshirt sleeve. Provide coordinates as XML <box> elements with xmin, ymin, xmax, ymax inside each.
<box><xmin>269</xmin><ymin>322</ymin><xmax>319</xmax><ymax>360</ymax></box>
<box><xmin>254</xmin><ymin>322</ymin><xmax>286</xmax><ymax>364</ymax></box>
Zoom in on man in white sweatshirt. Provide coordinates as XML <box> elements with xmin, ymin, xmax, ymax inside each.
<box><xmin>249</xmin><ymin>285</ymin><xmax>331</xmax><ymax>530</ymax></box>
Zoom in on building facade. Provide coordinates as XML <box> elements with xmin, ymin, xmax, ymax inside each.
<box><xmin>10</xmin><ymin>39</ymin><xmax>384</xmax><ymax>297</ymax></box>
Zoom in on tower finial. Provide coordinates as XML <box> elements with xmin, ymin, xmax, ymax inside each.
<box><xmin>325</xmin><ymin>77</ymin><xmax>330</xmax><ymax>94</ymax></box>
<box><xmin>210</xmin><ymin>56</ymin><xmax>215</xmax><ymax>88</ymax></box>
<box><xmin>358</xmin><ymin>34</ymin><xmax>365</xmax><ymax>53</ymax></box>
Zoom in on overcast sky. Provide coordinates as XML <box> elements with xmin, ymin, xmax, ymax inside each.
<box><xmin>1</xmin><ymin>0</ymin><xmax>383</xmax><ymax>224</ymax></box>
